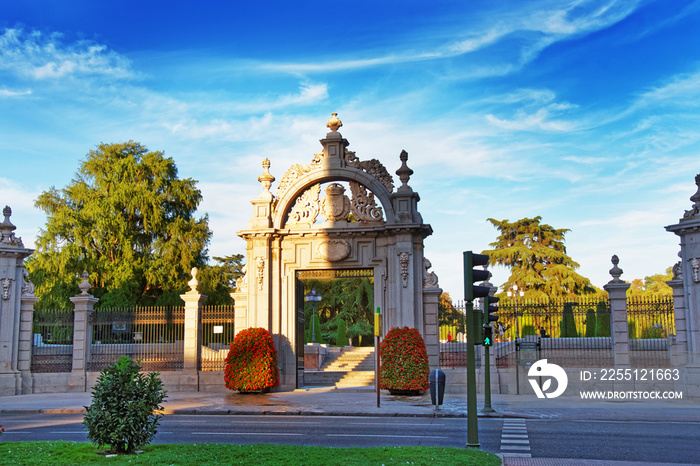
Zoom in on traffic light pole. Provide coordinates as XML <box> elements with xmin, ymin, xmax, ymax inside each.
<box><xmin>482</xmin><ymin>342</ymin><xmax>495</xmax><ymax>413</ymax></box>
<box><xmin>463</xmin><ymin>251</ymin><xmax>482</xmax><ymax>448</ymax></box>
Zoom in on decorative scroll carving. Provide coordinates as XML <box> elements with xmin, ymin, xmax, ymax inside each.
<box><xmin>255</xmin><ymin>257</ymin><xmax>265</xmax><ymax>291</ymax></box>
<box><xmin>288</xmin><ymin>184</ymin><xmax>321</xmax><ymax>226</ymax></box>
<box><xmin>320</xmin><ymin>183</ymin><xmax>351</xmax><ymax>222</ymax></box>
<box><xmin>691</xmin><ymin>258</ymin><xmax>700</xmax><ymax>283</ymax></box>
<box><xmin>346</xmin><ymin>152</ymin><xmax>394</xmax><ymax>193</ymax></box>
<box><xmin>349</xmin><ymin>182</ymin><xmax>383</xmax><ymax>222</ymax></box>
<box><xmin>682</xmin><ymin>173</ymin><xmax>700</xmax><ymax>220</ymax></box>
<box><xmin>423</xmin><ymin>257</ymin><xmax>439</xmax><ymax>288</ymax></box>
<box><xmin>276</xmin><ymin>161</ymin><xmax>321</xmax><ymax>200</ymax></box>
<box><xmin>21</xmin><ymin>268</ymin><xmax>34</xmax><ymax>297</ymax></box>
<box><xmin>399</xmin><ymin>252</ymin><xmax>410</xmax><ymax>288</ymax></box>
<box><xmin>235</xmin><ymin>265</ymin><xmax>248</xmax><ymax>292</ymax></box>
<box><xmin>316</xmin><ymin>239</ymin><xmax>351</xmax><ymax>262</ymax></box>
<box><xmin>1</xmin><ymin>277</ymin><xmax>12</xmax><ymax>300</ymax></box>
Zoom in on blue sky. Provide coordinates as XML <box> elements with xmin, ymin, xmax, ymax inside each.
<box><xmin>2</xmin><ymin>0</ymin><xmax>699</xmax><ymax>298</ymax></box>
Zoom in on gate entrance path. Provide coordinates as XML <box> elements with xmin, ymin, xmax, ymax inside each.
<box><xmin>231</xmin><ymin>114</ymin><xmax>442</xmax><ymax>391</ymax></box>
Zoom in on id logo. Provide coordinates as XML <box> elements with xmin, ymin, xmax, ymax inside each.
<box><xmin>528</xmin><ymin>359</ymin><xmax>568</xmax><ymax>399</ymax></box>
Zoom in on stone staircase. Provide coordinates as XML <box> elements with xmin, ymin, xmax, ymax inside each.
<box><xmin>304</xmin><ymin>347</ymin><xmax>376</xmax><ymax>388</ymax></box>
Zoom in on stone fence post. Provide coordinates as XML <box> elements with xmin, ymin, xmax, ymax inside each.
<box><xmin>666</xmin><ymin>277</ymin><xmax>687</xmax><ymax>366</ymax></box>
<box><xmin>69</xmin><ymin>271</ymin><xmax>99</xmax><ymax>392</ymax></box>
<box><xmin>180</xmin><ymin>268</ymin><xmax>207</xmax><ymax>390</ymax></box>
<box><xmin>604</xmin><ymin>255</ymin><xmax>631</xmax><ymax>367</ymax></box>
<box><xmin>18</xmin><ymin>293</ymin><xmax>38</xmax><ymax>394</ymax></box>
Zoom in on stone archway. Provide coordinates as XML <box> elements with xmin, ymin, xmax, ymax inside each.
<box><xmin>232</xmin><ymin>114</ymin><xmax>442</xmax><ymax>391</ymax></box>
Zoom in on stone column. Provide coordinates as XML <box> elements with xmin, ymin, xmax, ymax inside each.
<box><xmin>180</xmin><ymin>268</ymin><xmax>207</xmax><ymax>390</ymax></box>
<box><xmin>667</xmin><ymin>277</ymin><xmax>688</xmax><ymax>366</ymax></box>
<box><xmin>18</xmin><ymin>293</ymin><xmax>38</xmax><ymax>394</ymax></box>
<box><xmin>604</xmin><ymin>255</ymin><xmax>631</xmax><ymax>367</ymax></box>
<box><xmin>0</xmin><ymin>205</ymin><xmax>35</xmax><ymax>395</ymax></box>
<box><xmin>69</xmin><ymin>271</ymin><xmax>99</xmax><ymax>392</ymax></box>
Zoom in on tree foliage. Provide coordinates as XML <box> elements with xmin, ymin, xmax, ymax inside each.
<box><xmin>196</xmin><ymin>254</ymin><xmax>246</xmax><ymax>305</ymax></box>
<box><xmin>627</xmin><ymin>267</ymin><xmax>673</xmax><ymax>298</ymax></box>
<box><xmin>438</xmin><ymin>292</ymin><xmax>464</xmax><ymax>328</ymax></box>
<box><xmin>483</xmin><ymin>216</ymin><xmax>596</xmax><ymax>299</ymax></box>
<box><xmin>27</xmin><ymin>142</ymin><xmax>212</xmax><ymax>308</ymax></box>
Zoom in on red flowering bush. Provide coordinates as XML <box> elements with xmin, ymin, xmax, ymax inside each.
<box><xmin>224</xmin><ymin>327</ymin><xmax>279</xmax><ymax>392</ymax></box>
<box><xmin>380</xmin><ymin>326</ymin><xmax>429</xmax><ymax>394</ymax></box>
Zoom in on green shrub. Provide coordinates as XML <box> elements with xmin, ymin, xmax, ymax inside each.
<box><xmin>595</xmin><ymin>302</ymin><xmax>611</xmax><ymax>337</ymax></box>
<box><xmin>585</xmin><ymin>309</ymin><xmax>597</xmax><ymax>337</ymax></box>
<box><xmin>224</xmin><ymin>327</ymin><xmax>279</xmax><ymax>392</ymax></box>
<box><xmin>521</xmin><ymin>325</ymin><xmax>536</xmax><ymax>336</ymax></box>
<box><xmin>380</xmin><ymin>326</ymin><xmax>429</xmax><ymax>394</ymax></box>
<box><xmin>83</xmin><ymin>356</ymin><xmax>167</xmax><ymax>454</ymax></box>
<box><xmin>560</xmin><ymin>303</ymin><xmax>579</xmax><ymax>337</ymax></box>
<box><xmin>336</xmin><ymin>319</ymin><xmax>349</xmax><ymax>347</ymax></box>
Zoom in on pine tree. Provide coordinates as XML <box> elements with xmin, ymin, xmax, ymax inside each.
<box><xmin>483</xmin><ymin>216</ymin><xmax>596</xmax><ymax>299</ymax></box>
<box><xmin>27</xmin><ymin>141</ymin><xmax>211</xmax><ymax>308</ymax></box>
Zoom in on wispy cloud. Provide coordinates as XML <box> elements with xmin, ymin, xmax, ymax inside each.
<box><xmin>0</xmin><ymin>27</ymin><xmax>133</xmax><ymax>80</ymax></box>
<box><xmin>0</xmin><ymin>88</ymin><xmax>32</xmax><ymax>97</ymax></box>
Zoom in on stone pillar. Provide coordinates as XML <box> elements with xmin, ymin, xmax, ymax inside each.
<box><xmin>0</xmin><ymin>205</ymin><xmax>35</xmax><ymax>395</ymax></box>
<box><xmin>667</xmin><ymin>278</ymin><xmax>688</xmax><ymax>366</ymax></box>
<box><xmin>180</xmin><ymin>268</ymin><xmax>207</xmax><ymax>390</ymax></box>
<box><xmin>422</xmin><ymin>287</ymin><xmax>441</xmax><ymax>369</ymax></box>
<box><xmin>665</xmin><ymin>173</ymin><xmax>700</xmax><ymax>363</ymax></box>
<box><xmin>69</xmin><ymin>271</ymin><xmax>99</xmax><ymax>392</ymax></box>
<box><xmin>18</xmin><ymin>293</ymin><xmax>38</xmax><ymax>394</ymax></box>
<box><xmin>604</xmin><ymin>255</ymin><xmax>631</xmax><ymax>367</ymax></box>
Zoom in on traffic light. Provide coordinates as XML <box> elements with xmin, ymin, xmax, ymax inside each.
<box><xmin>482</xmin><ymin>326</ymin><xmax>493</xmax><ymax>347</ymax></box>
<box><xmin>484</xmin><ymin>295</ymin><xmax>499</xmax><ymax>324</ymax></box>
<box><xmin>463</xmin><ymin>251</ymin><xmax>490</xmax><ymax>301</ymax></box>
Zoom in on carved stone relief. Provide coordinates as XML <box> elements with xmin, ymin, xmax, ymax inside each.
<box><xmin>235</xmin><ymin>265</ymin><xmax>248</xmax><ymax>292</ymax></box>
<box><xmin>21</xmin><ymin>268</ymin><xmax>34</xmax><ymax>297</ymax></box>
<box><xmin>316</xmin><ymin>239</ymin><xmax>351</xmax><ymax>262</ymax></box>
<box><xmin>320</xmin><ymin>183</ymin><xmax>351</xmax><ymax>222</ymax></box>
<box><xmin>288</xmin><ymin>184</ymin><xmax>321</xmax><ymax>226</ymax></box>
<box><xmin>672</xmin><ymin>261</ymin><xmax>683</xmax><ymax>280</ymax></box>
<box><xmin>691</xmin><ymin>258</ymin><xmax>700</xmax><ymax>283</ymax></box>
<box><xmin>423</xmin><ymin>257</ymin><xmax>439</xmax><ymax>288</ymax></box>
<box><xmin>399</xmin><ymin>252</ymin><xmax>410</xmax><ymax>288</ymax></box>
<box><xmin>1</xmin><ymin>277</ymin><xmax>12</xmax><ymax>300</ymax></box>
<box><xmin>255</xmin><ymin>257</ymin><xmax>265</xmax><ymax>291</ymax></box>
<box><xmin>349</xmin><ymin>182</ymin><xmax>383</xmax><ymax>223</ymax></box>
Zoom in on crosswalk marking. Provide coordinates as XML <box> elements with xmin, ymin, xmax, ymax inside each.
<box><xmin>500</xmin><ymin>419</ymin><xmax>532</xmax><ymax>458</ymax></box>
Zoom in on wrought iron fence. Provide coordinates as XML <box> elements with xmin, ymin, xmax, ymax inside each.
<box><xmin>31</xmin><ymin>309</ymin><xmax>74</xmax><ymax>373</ymax></box>
<box><xmin>87</xmin><ymin>307</ymin><xmax>185</xmax><ymax>372</ymax></box>
<box><xmin>201</xmin><ymin>305</ymin><xmax>236</xmax><ymax>371</ymax></box>
<box><xmin>439</xmin><ymin>301</ymin><xmax>479</xmax><ymax>368</ymax></box>
<box><xmin>628</xmin><ymin>296</ymin><xmax>674</xmax><ymax>367</ymax></box>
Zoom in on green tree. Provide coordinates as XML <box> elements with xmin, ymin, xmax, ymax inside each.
<box><xmin>197</xmin><ymin>254</ymin><xmax>246</xmax><ymax>305</ymax></box>
<box><xmin>627</xmin><ymin>267</ymin><xmax>673</xmax><ymax>298</ymax></box>
<box><xmin>438</xmin><ymin>292</ymin><xmax>465</xmax><ymax>328</ymax></box>
<box><xmin>27</xmin><ymin>141</ymin><xmax>211</xmax><ymax>308</ymax></box>
<box><xmin>483</xmin><ymin>216</ymin><xmax>596</xmax><ymax>300</ymax></box>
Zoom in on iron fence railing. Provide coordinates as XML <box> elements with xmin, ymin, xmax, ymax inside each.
<box><xmin>31</xmin><ymin>309</ymin><xmax>74</xmax><ymax>373</ymax></box>
<box><xmin>201</xmin><ymin>305</ymin><xmax>236</xmax><ymax>371</ymax></box>
<box><xmin>87</xmin><ymin>307</ymin><xmax>185</xmax><ymax>372</ymax></box>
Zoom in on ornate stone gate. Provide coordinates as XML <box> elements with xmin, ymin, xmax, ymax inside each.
<box><xmin>232</xmin><ymin>115</ymin><xmax>442</xmax><ymax>391</ymax></box>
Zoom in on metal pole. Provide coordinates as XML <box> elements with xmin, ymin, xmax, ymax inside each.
<box><xmin>482</xmin><ymin>343</ymin><xmax>495</xmax><ymax>413</ymax></box>
<box><xmin>465</xmin><ymin>300</ymin><xmax>479</xmax><ymax>448</ymax></box>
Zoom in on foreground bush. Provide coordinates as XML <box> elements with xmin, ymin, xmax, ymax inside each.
<box><xmin>83</xmin><ymin>356</ymin><xmax>167</xmax><ymax>454</ymax></box>
<box><xmin>380</xmin><ymin>326</ymin><xmax>429</xmax><ymax>394</ymax></box>
<box><xmin>224</xmin><ymin>327</ymin><xmax>279</xmax><ymax>392</ymax></box>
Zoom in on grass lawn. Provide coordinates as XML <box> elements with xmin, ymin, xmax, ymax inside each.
<box><xmin>0</xmin><ymin>441</ymin><xmax>501</xmax><ymax>465</ymax></box>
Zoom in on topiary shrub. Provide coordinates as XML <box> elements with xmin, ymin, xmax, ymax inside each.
<box><xmin>336</xmin><ymin>319</ymin><xmax>349</xmax><ymax>347</ymax></box>
<box><xmin>83</xmin><ymin>356</ymin><xmax>167</xmax><ymax>454</ymax></box>
<box><xmin>380</xmin><ymin>326</ymin><xmax>429</xmax><ymax>395</ymax></box>
<box><xmin>521</xmin><ymin>325</ymin><xmax>536</xmax><ymax>336</ymax></box>
<box><xmin>224</xmin><ymin>327</ymin><xmax>279</xmax><ymax>393</ymax></box>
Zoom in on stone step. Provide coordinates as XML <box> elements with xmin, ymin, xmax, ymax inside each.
<box><xmin>304</xmin><ymin>370</ymin><xmax>376</xmax><ymax>387</ymax></box>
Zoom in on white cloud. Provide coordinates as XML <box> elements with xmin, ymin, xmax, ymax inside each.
<box><xmin>0</xmin><ymin>28</ymin><xmax>133</xmax><ymax>81</ymax></box>
<box><xmin>0</xmin><ymin>88</ymin><xmax>32</xmax><ymax>97</ymax></box>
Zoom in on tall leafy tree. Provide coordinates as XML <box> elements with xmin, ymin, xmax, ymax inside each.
<box><xmin>27</xmin><ymin>141</ymin><xmax>212</xmax><ymax>308</ymax></box>
<box><xmin>628</xmin><ymin>267</ymin><xmax>673</xmax><ymax>298</ymax></box>
<box><xmin>482</xmin><ymin>216</ymin><xmax>596</xmax><ymax>299</ymax></box>
<box><xmin>197</xmin><ymin>254</ymin><xmax>246</xmax><ymax>305</ymax></box>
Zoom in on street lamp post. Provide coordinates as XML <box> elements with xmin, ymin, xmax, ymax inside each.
<box><xmin>305</xmin><ymin>287</ymin><xmax>322</xmax><ymax>343</ymax></box>
<box><xmin>507</xmin><ymin>284</ymin><xmax>524</xmax><ymax>340</ymax></box>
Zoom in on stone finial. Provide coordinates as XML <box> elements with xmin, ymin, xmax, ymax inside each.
<box><xmin>78</xmin><ymin>271</ymin><xmax>91</xmax><ymax>295</ymax></box>
<box><xmin>326</xmin><ymin>113</ymin><xmax>342</xmax><ymax>132</ymax></box>
<box><xmin>608</xmin><ymin>255</ymin><xmax>624</xmax><ymax>283</ymax></box>
<box><xmin>188</xmin><ymin>267</ymin><xmax>199</xmax><ymax>292</ymax></box>
<box><xmin>0</xmin><ymin>205</ymin><xmax>20</xmax><ymax>245</ymax></box>
<box><xmin>258</xmin><ymin>158</ymin><xmax>275</xmax><ymax>193</ymax></box>
<box><xmin>396</xmin><ymin>150</ymin><xmax>413</xmax><ymax>191</ymax></box>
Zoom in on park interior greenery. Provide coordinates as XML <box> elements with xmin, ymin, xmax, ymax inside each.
<box><xmin>0</xmin><ymin>442</ymin><xmax>501</xmax><ymax>465</ymax></box>
<box><xmin>83</xmin><ymin>356</ymin><xmax>167</xmax><ymax>454</ymax></box>
<box><xmin>302</xmin><ymin>277</ymin><xmax>374</xmax><ymax>346</ymax></box>
<box><xmin>380</xmin><ymin>327</ymin><xmax>430</xmax><ymax>394</ymax></box>
<box><xmin>224</xmin><ymin>327</ymin><xmax>279</xmax><ymax>392</ymax></box>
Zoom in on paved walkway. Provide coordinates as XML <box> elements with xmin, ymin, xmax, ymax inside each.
<box><xmin>1</xmin><ymin>388</ymin><xmax>698</xmax><ymax>466</ymax></box>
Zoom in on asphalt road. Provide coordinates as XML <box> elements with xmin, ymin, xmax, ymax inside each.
<box><xmin>2</xmin><ymin>413</ymin><xmax>699</xmax><ymax>464</ymax></box>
